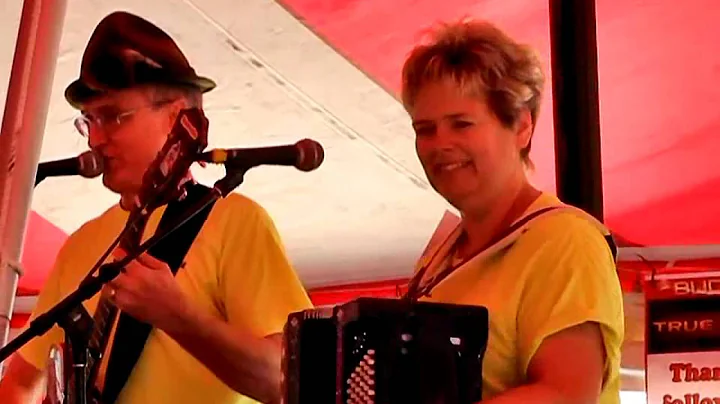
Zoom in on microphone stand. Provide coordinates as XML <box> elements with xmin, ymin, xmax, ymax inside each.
<box><xmin>34</xmin><ymin>173</ymin><xmax>47</xmax><ymax>186</ymax></box>
<box><xmin>0</xmin><ymin>165</ymin><xmax>247</xmax><ymax>365</ymax></box>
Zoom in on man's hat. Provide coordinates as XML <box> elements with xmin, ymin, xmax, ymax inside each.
<box><xmin>65</xmin><ymin>11</ymin><xmax>216</xmax><ymax>109</ymax></box>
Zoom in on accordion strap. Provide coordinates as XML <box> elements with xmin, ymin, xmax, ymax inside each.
<box><xmin>405</xmin><ymin>206</ymin><xmax>561</xmax><ymax>300</ymax></box>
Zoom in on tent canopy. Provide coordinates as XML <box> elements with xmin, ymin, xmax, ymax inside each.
<box><xmin>2</xmin><ymin>0</ymin><xmax>718</xmax><ymax>292</ymax></box>
<box><xmin>279</xmin><ymin>0</ymin><xmax>720</xmax><ymax>246</ymax></box>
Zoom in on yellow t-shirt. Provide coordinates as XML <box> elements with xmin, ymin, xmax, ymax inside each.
<box><xmin>19</xmin><ymin>191</ymin><xmax>313</xmax><ymax>404</ymax></box>
<box><xmin>415</xmin><ymin>193</ymin><xmax>624</xmax><ymax>403</ymax></box>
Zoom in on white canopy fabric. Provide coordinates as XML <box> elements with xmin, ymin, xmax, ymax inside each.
<box><xmin>1</xmin><ymin>0</ymin><xmax>453</xmax><ymax>288</ymax></box>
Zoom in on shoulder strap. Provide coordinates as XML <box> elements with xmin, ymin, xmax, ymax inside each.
<box><xmin>406</xmin><ymin>204</ymin><xmax>620</xmax><ymax>300</ymax></box>
<box><xmin>405</xmin><ymin>206</ymin><xmax>561</xmax><ymax>300</ymax></box>
<box><xmin>101</xmin><ymin>183</ymin><xmax>217</xmax><ymax>403</ymax></box>
<box><xmin>549</xmin><ymin>205</ymin><xmax>618</xmax><ymax>263</ymax></box>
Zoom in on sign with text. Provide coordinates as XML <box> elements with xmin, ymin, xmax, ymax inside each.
<box><xmin>645</xmin><ymin>270</ymin><xmax>720</xmax><ymax>404</ymax></box>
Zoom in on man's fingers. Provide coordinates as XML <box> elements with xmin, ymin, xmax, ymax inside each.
<box><xmin>109</xmin><ymin>270</ymin><xmax>133</xmax><ymax>291</ymax></box>
<box><xmin>136</xmin><ymin>253</ymin><xmax>168</xmax><ymax>271</ymax></box>
<box><xmin>112</xmin><ymin>248</ymin><xmax>128</xmax><ymax>260</ymax></box>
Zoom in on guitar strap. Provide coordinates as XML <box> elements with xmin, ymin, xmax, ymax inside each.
<box><xmin>101</xmin><ymin>183</ymin><xmax>216</xmax><ymax>403</ymax></box>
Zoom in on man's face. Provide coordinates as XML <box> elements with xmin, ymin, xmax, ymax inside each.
<box><xmin>78</xmin><ymin>87</ymin><xmax>182</xmax><ymax>195</ymax></box>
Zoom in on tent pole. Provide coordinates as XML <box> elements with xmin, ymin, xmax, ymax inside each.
<box><xmin>0</xmin><ymin>0</ymin><xmax>68</xmax><ymax>373</ymax></box>
<box><xmin>548</xmin><ymin>0</ymin><xmax>604</xmax><ymax>221</ymax></box>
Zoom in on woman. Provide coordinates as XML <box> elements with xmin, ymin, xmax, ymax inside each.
<box><xmin>401</xmin><ymin>19</ymin><xmax>624</xmax><ymax>404</ymax></box>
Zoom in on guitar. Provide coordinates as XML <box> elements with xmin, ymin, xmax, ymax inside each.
<box><xmin>42</xmin><ymin>345</ymin><xmax>64</xmax><ymax>404</ymax></box>
<box><xmin>45</xmin><ymin>108</ymin><xmax>209</xmax><ymax>404</ymax></box>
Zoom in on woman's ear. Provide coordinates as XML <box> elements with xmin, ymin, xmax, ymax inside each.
<box><xmin>515</xmin><ymin>108</ymin><xmax>533</xmax><ymax>151</ymax></box>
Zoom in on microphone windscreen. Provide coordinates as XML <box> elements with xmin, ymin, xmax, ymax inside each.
<box><xmin>295</xmin><ymin>139</ymin><xmax>324</xmax><ymax>172</ymax></box>
<box><xmin>77</xmin><ymin>150</ymin><xmax>104</xmax><ymax>178</ymax></box>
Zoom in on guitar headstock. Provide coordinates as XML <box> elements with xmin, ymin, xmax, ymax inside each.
<box><xmin>132</xmin><ymin>107</ymin><xmax>209</xmax><ymax>214</ymax></box>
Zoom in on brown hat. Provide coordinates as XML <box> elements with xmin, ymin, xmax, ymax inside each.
<box><xmin>65</xmin><ymin>11</ymin><xmax>216</xmax><ymax>109</ymax></box>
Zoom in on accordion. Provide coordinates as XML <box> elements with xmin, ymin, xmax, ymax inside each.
<box><xmin>281</xmin><ymin>297</ymin><xmax>489</xmax><ymax>404</ymax></box>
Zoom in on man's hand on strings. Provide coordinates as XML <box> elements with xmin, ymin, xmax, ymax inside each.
<box><xmin>108</xmin><ymin>249</ymin><xmax>189</xmax><ymax>330</ymax></box>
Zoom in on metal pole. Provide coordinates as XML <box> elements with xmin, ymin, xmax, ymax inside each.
<box><xmin>0</xmin><ymin>0</ymin><xmax>68</xmax><ymax>370</ymax></box>
<box><xmin>549</xmin><ymin>0</ymin><xmax>604</xmax><ymax>221</ymax></box>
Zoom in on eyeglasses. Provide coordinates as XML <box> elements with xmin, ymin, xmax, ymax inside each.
<box><xmin>74</xmin><ymin>108</ymin><xmax>136</xmax><ymax>139</ymax></box>
<box><xmin>73</xmin><ymin>100</ymin><xmax>176</xmax><ymax>138</ymax></box>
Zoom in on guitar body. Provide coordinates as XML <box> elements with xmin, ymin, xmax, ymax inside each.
<box><xmin>41</xmin><ymin>342</ymin><xmax>101</xmax><ymax>404</ymax></box>
<box><xmin>51</xmin><ymin>299</ymin><xmax>103</xmax><ymax>404</ymax></box>
<box><xmin>62</xmin><ymin>340</ymin><xmax>88</xmax><ymax>404</ymax></box>
<box><xmin>42</xmin><ymin>344</ymin><xmax>64</xmax><ymax>404</ymax></box>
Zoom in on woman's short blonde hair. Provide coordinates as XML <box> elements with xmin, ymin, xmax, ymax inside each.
<box><xmin>401</xmin><ymin>19</ymin><xmax>545</xmax><ymax>165</ymax></box>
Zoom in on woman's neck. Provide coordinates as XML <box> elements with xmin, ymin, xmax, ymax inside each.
<box><xmin>457</xmin><ymin>181</ymin><xmax>541</xmax><ymax>258</ymax></box>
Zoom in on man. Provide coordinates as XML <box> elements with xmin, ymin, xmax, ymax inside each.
<box><xmin>0</xmin><ymin>11</ymin><xmax>311</xmax><ymax>404</ymax></box>
<box><xmin>401</xmin><ymin>20</ymin><xmax>625</xmax><ymax>403</ymax></box>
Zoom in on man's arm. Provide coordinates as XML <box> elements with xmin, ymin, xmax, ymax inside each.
<box><xmin>482</xmin><ymin>322</ymin><xmax>605</xmax><ymax>404</ymax></box>
<box><xmin>109</xmin><ymin>196</ymin><xmax>312</xmax><ymax>403</ymax></box>
<box><xmin>0</xmin><ymin>252</ymin><xmax>67</xmax><ymax>403</ymax></box>
<box><xmin>0</xmin><ymin>354</ymin><xmax>46</xmax><ymax>404</ymax></box>
<box><xmin>162</xmin><ymin>300</ymin><xmax>284</xmax><ymax>404</ymax></box>
<box><xmin>109</xmin><ymin>251</ymin><xmax>286</xmax><ymax>404</ymax></box>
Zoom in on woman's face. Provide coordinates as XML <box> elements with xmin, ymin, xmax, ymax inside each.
<box><xmin>409</xmin><ymin>79</ymin><xmax>532</xmax><ymax>213</ymax></box>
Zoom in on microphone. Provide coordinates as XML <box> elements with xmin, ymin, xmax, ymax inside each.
<box><xmin>35</xmin><ymin>150</ymin><xmax>104</xmax><ymax>186</ymax></box>
<box><xmin>197</xmin><ymin>139</ymin><xmax>324</xmax><ymax>172</ymax></box>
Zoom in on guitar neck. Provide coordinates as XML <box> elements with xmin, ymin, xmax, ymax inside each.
<box><xmin>86</xmin><ymin>213</ymin><xmax>148</xmax><ymax>386</ymax></box>
<box><xmin>85</xmin><ymin>295</ymin><xmax>118</xmax><ymax>386</ymax></box>
<box><xmin>89</xmin><ymin>296</ymin><xmax>118</xmax><ymax>354</ymax></box>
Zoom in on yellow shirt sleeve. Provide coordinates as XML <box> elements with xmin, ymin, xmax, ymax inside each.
<box><xmin>217</xmin><ymin>195</ymin><xmax>313</xmax><ymax>337</ymax></box>
<box><xmin>516</xmin><ymin>213</ymin><xmax>624</xmax><ymax>377</ymax></box>
<box><xmin>16</xmin><ymin>241</ymin><xmax>72</xmax><ymax>371</ymax></box>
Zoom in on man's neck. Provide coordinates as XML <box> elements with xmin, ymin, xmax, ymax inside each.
<box><xmin>119</xmin><ymin>193</ymin><xmax>138</xmax><ymax>211</ymax></box>
<box><xmin>458</xmin><ymin>180</ymin><xmax>540</xmax><ymax>258</ymax></box>
<box><xmin>118</xmin><ymin>174</ymin><xmax>196</xmax><ymax>212</ymax></box>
